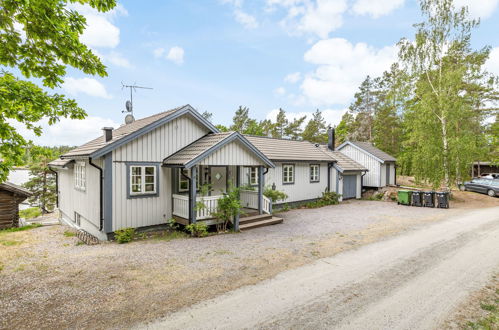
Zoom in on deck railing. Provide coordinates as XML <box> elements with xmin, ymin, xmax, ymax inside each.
<box><xmin>173</xmin><ymin>190</ymin><xmax>272</xmax><ymax>221</ymax></box>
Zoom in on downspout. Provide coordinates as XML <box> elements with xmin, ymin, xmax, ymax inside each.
<box><xmin>394</xmin><ymin>164</ymin><xmax>397</xmax><ymax>186</ymax></box>
<box><xmin>361</xmin><ymin>170</ymin><xmax>368</xmax><ymax>189</ymax></box>
<box><xmin>89</xmin><ymin>158</ymin><xmax>104</xmax><ymax>231</ymax></box>
<box><xmin>48</xmin><ymin>168</ymin><xmax>59</xmax><ymax>208</ymax></box>
<box><xmin>327</xmin><ymin>162</ymin><xmax>335</xmax><ymax>192</ymax></box>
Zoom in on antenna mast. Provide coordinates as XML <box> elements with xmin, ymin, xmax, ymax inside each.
<box><xmin>121</xmin><ymin>82</ymin><xmax>153</xmax><ymax>123</ymax></box>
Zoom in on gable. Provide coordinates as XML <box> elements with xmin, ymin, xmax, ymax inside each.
<box><xmin>199</xmin><ymin>139</ymin><xmax>265</xmax><ymax>166</ymax></box>
<box><xmin>338</xmin><ymin>143</ymin><xmax>384</xmax><ymax>164</ymax></box>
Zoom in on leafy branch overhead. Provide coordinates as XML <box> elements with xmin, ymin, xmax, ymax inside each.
<box><xmin>0</xmin><ymin>0</ymin><xmax>116</xmax><ymax>182</ymax></box>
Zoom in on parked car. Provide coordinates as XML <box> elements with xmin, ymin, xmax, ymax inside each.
<box><xmin>480</xmin><ymin>173</ymin><xmax>499</xmax><ymax>179</ymax></box>
<box><xmin>460</xmin><ymin>178</ymin><xmax>499</xmax><ymax>197</ymax></box>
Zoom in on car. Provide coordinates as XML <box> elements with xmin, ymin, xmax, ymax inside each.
<box><xmin>460</xmin><ymin>178</ymin><xmax>499</xmax><ymax>197</ymax></box>
<box><xmin>480</xmin><ymin>173</ymin><xmax>499</xmax><ymax>179</ymax></box>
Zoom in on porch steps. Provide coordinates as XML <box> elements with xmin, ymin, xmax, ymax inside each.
<box><xmin>239</xmin><ymin>214</ymin><xmax>283</xmax><ymax>230</ymax></box>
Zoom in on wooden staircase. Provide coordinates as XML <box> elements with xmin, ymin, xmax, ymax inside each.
<box><xmin>239</xmin><ymin>213</ymin><xmax>283</xmax><ymax>230</ymax></box>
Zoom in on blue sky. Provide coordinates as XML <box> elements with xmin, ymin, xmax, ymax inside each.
<box><xmin>17</xmin><ymin>0</ymin><xmax>499</xmax><ymax>146</ymax></box>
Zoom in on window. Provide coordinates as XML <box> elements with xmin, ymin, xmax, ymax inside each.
<box><xmin>249</xmin><ymin>167</ymin><xmax>258</xmax><ymax>185</ymax></box>
<box><xmin>282</xmin><ymin>164</ymin><xmax>294</xmax><ymax>184</ymax></box>
<box><xmin>74</xmin><ymin>162</ymin><xmax>86</xmax><ymax>190</ymax></box>
<box><xmin>74</xmin><ymin>212</ymin><xmax>81</xmax><ymax>226</ymax></box>
<box><xmin>310</xmin><ymin>164</ymin><xmax>320</xmax><ymax>182</ymax></box>
<box><xmin>178</xmin><ymin>168</ymin><xmax>200</xmax><ymax>192</ymax></box>
<box><xmin>130</xmin><ymin>165</ymin><xmax>156</xmax><ymax>195</ymax></box>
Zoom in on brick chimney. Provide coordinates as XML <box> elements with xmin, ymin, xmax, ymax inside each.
<box><xmin>327</xmin><ymin>126</ymin><xmax>335</xmax><ymax>151</ymax></box>
<box><xmin>102</xmin><ymin>127</ymin><xmax>114</xmax><ymax>142</ymax></box>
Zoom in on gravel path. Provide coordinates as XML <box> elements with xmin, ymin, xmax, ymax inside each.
<box><xmin>142</xmin><ymin>207</ymin><xmax>499</xmax><ymax>330</ymax></box>
<box><xmin>0</xmin><ymin>200</ymin><xmax>477</xmax><ymax>329</ymax></box>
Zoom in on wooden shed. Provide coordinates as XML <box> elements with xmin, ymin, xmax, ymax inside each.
<box><xmin>0</xmin><ymin>182</ymin><xmax>32</xmax><ymax>229</ymax></box>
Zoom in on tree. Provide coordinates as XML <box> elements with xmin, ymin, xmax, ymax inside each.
<box><xmin>336</xmin><ymin>112</ymin><xmax>355</xmax><ymax>145</ymax></box>
<box><xmin>273</xmin><ymin>108</ymin><xmax>289</xmax><ymax>138</ymax></box>
<box><xmin>301</xmin><ymin>110</ymin><xmax>328</xmax><ymax>143</ymax></box>
<box><xmin>284</xmin><ymin>115</ymin><xmax>306</xmax><ymax>140</ymax></box>
<box><xmin>348</xmin><ymin>76</ymin><xmax>377</xmax><ymax>141</ymax></box>
<box><xmin>23</xmin><ymin>146</ymin><xmax>60</xmax><ymax>214</ymax></box>
<box><xmin>230</xmin><ymin>106</ymin><xmax>251</xmax><ymax>132</ymax></box>
<box><xmin>0</xmin><ymin>0</ymin><xmax>116</xmax><ymax>182</ymax></box>
<box><xmin>201</xmin><ymin>111</ymin><xmax>213</xmax><ymax>122</ymax></box>
<box><xmin>399</xmin><ymin>0</ymin><xmax>498</xmax><ymax>189</ymax></box>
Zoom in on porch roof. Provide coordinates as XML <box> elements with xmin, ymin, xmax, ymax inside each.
<box><xmin>163</xmin><ymin>132</ymin><xmax>275</xmax><ymax>169</ymax></box>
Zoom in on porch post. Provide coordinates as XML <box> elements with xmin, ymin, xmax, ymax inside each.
<box><xmin>234</xmin><ymin>166</ymin><xmax>240</xmax><ymax>231</ymax></box>
<box><xmin>258</xmin><ymin>166</ymin><xmax>263</xmax><ymax>214</ymax></box>
<box><xmin>189</xmin><ymin>166</ymin><xmax>197</xmax><ymax>224</ymax></box>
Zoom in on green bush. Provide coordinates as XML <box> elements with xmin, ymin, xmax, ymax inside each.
<box><xmin>320</xmin><ymin>191</ymin><xmax>340</xmax><ymax>205</ymax></box>
<box><xmin>114</xmin><ymin>228</ymin><xmax>135</xmax><ymax>244</ymax></box>
<box><xmin>19</xmin><ymin>207</ymin><xmax>42</xmax><ymax>219</ymax></box>
<box><xmin>185</xmin><ymin>222</ymin><xmax>208</xmax><ymax>237</ymax></box>
<box><xmin>263</xmin><ymin>187</ymin><xmax>288</xmax><ymax>203</ymax></box>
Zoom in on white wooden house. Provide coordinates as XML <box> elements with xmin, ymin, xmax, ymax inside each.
<box><xmin>337</xmin><ymin>141</ymin><xmax>397</xmax><ymax>188</ymax></box>
<box><xmin>49</xmin><ymin>106</ymin><xmax>368</xmax><ymax>240</ymax></box>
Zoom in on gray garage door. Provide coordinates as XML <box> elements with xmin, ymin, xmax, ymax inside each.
<box><xmin>343</xmin><ymin>175</ymin><xmax>357</xmax><ymax>199</ymax></box>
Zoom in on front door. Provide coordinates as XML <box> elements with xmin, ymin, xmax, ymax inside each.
<box><xmin>343</xmin><ymin>175</ymin><xmax>357</xmax><ymax>199</ymax></box>
<box><xmin>210</xmin><ymin>167</ymin><xmax>227</xmax><ymax>195</ymax></box>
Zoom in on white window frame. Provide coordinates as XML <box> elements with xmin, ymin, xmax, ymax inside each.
<box><xmin>282</xmin><ymin>164</ymin><xmax>295</xmax><ymax>184</ymax></box>
<box><xmin>74</xmin><ymin>161</ymin><xmax>86</xmax><ymax>191</ymax></box>
<box><xmin>130</xmin><ymin>165</ymin><xmax>157</xmax><ymax>196</ymax></box>
<box><xmin>310</xmin><ymin>164</ymin><xmax>320</xmax><ymax>182</ymax></box>
<box><xmin>178</xmin><ymin>168</ymin><xmax>200</xmax><ymax>192</ymax></box>
<box><xmin>249</xmin><ymin>167</ymin><xmax>258</xmax><ymax>186</ymax></box>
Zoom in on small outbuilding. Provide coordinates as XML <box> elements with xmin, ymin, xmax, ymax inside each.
<box><xmin>0</xmin><ymin>182</ymin><xmax>32</xmax><ymax>229</ymax></box>
<box><xmin>337</xmin><ymin>141</ymin><xmax>397</xmax><ymax>188</ymax></box>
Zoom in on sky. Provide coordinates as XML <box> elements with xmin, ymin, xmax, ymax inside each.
<box><xmin>13</xmin><ymin>0</ymin><xmax>499</xmax><ymax>146</ymax></box>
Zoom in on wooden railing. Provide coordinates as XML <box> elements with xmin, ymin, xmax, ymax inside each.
<box><xmin>173</xmin><ymin>191</ymin><xmax>272</xmax><ymax>221</ymax></box>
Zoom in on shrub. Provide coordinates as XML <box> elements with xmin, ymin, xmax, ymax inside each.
<box><xmin>185</xmin><ymin>222</ymin><xmax>208</xmax><ymax>237</ymax></box>
<box><xmin>166</xmin><ymin>218</ymin><xmax>179</xmax><ymax>231</ymax></box>
<box><xmin>212</xmin><ymin>184</ymin><xmax>242</xmax><ymax>232</ymax></box>
<box><xmin>19</xmin><ymin>207</ymin><xmax>42</xmax><ymax>219</ymax></box>
<box><xmin>114</xmin><ymin>228</ymin><xmax>135</xmax><ymax>244</ymax></box>
<box><xmin>263</xmin><ymin>187</ymin><xmax>288</xmax><ymax>203</ymax></box>
<box><xmin>320</xmin><ymin>191</ymin><xmax>340</xmax><ymax>205</ymax></box>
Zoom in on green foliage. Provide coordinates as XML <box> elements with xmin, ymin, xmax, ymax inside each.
<box><xmin>0</xmin><ymin>223</ymin><xmax>42</xmax><ymax>234</ymax></box>
<box><xmin>166</xmin><ymin>218</ymin><xmax>179</xmax><ymax>231</ymax></box>
<box><xmin>212</xmin><ymin>185</ymin><xmax>242</xmax><ymax>232</ymax></box>
<box><xmin>336</xmin><ymin>112</ymin><xmax>355</xmax><ymax>146</ymax></box>
<box><xmin>305</xmin><ymin>191</ymin><xmax>341</xmax><ymax>208</ymax></box>
<box><xmin>0</xmin><ymin>0</ymin><xmax>116</xmax><ymax>182</ymax></box>
<box><xmin>263</xmin><ymin>187</ymin><xmax>288</xmax><ymax>203</ymax></box>
<box><xmin>301</xmin><ymin>109</ymin><xmax>328</xmax><ymax>143</ymax></box>
<box><xmin>185</xmin><ymin>222</ymin><xmax>208</xmax><ymax>237</ymax></box>
<box><xmin>114</xmin><ymin>228</ymin><xmax>135</xmax><ymax>244</ymax></box>
<box><xmin>63</xmin><ymin>231</ymin><xmax>76</xmax><ymax>237</ymax></box>
<box><xmin>19</xmin><ymin>207</ymin><xmax>42</xmax><ymax>219</ymax></box>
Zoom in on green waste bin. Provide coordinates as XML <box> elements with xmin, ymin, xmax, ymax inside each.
<box><xmin>397</xmin><ymin>190</ymin><xmax>412</xmax><ymax>206</ymax></box>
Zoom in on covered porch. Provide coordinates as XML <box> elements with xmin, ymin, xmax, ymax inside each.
<box><xmin>163</xmin><ymin>132</ymin><xmax>278</xmax><ymax>230</ymax></box>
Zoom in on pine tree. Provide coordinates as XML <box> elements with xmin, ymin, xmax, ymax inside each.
<box><xmin>348</xmin><ymin>76</ymin><xmax>377</xmax><ymax>141</ymax></box>
<box><xmin>285</xmin><ymin>116</ymin><xmax>306</xmax><ymax>140</ymax></box>
<box><xmin>301</xmin><ymin>110</ymin><xmax>328</xmax><ymax>143</ymax></box>
<box><xmin>273</xmin><ymin>108</ymin><xmax>289</xmax><ymax>138</ymax></box>
<box><xmin>336</xmin><ymin>112</ymin><xmax>355</xmax><ymax>145</ymax></box>
<box><xmin>230</xmin><ymin>106</ymin><xmax>251</xmax><ymax>132</ymax></box>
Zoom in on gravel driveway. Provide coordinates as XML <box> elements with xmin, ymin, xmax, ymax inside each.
<box><xmin>0</xmin><ymin>200</ymin><xmax>476</xmax><ymax>329</ymax></box>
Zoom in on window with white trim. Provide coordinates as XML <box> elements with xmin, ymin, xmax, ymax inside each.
<box><xmin>178</xmin><ymin>168</ymin><xmax>200</xmax><ymax>192</ymax></box>
<box><xmin>74</xmin><ymin>162</ymin><xmax>86</xmax><ymax>190</ymax></box>
<box><xmin>310</xmin><ymin>164</ymin><xmax>320</xmax><ymax>182</ymax></box>
<box><xmin>282</xmin><ymin>164</ymin><xmax>294</xmax><ymax>184</ymax></box>
<box><xmin>130</xmin><ymin>165</ymin><xmax>156</xmax><ymax>195</ymax></box>
<box><xmin>249</xmin><ymin>167</ymin><xmax>258</xmax><ymax>185</ymax></box>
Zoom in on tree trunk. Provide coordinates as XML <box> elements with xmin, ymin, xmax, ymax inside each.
<box><xmin>440</xmin><ymin>116</ymin><xmax>451</xmax><ymax>191</ymax></box>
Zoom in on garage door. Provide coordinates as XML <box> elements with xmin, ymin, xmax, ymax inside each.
<box><xmin>343</xmin><ymin>175</ymin><xmax>357</xmax><ymax>199</ymax></box>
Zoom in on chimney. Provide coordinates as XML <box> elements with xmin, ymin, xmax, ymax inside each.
<box><xmin>327</xmin><ymin>126</ymin><xmax>335</xmax><ymax>151</ymax></box>
<box><xmin>102</xmin><ymin>127</ymin><xmax>114</xmax><ymax>142</ymax></box>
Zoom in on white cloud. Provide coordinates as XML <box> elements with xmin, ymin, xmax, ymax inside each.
<box><xmin>234</xmin><ymin>9</ymin><xmax>259</xmax><ymax>29</ymax></box>
<box><xmin>300</xmin><ymin>38</ymin><xmax>397</xmax><ymax>106</ymax></box>
<box><xmin>352</xmin><ymin>0</ymin><xmax>405</xmax><ymax>18</ymax></box>
<box><xmin>284</xmin><ymin>72</ymin><xmax>302</xmax><ymax>83</ymax></box>
<box><xmin>62</xmin><ymin>77</ymin><xmax>112</xmax><ymax>99</ymax></box>
<box><xmin>70</xmin><ymin>3</ymin><xmax>128</xmax><ymax>48</ymax></box>
<box><xmin>266</xmin><ymin>0</ymin><xmax>348</xmax><ymax>39</ymax></box>
<box><xmin>153</xmin><ymin>47</ymin><xmax>165</xmax><ymax>58</ymax></box>
<box><xmin>266</xmin><ymin>108</ymin><xmax>347</xmax><ymax>127</ymax></box>
<box><xmin>454</xmin><ymin>0</ymin><xmax>499</xmax><ymax>19</ymax></box>
<box><xmin>274</xmin><ymin>87</ymin><xmax>286</xmax><ymax>95</ymax></box>
<box><xmin>9</xmin><ymin>116</ymin><xmax>120</xmax><ymax>147</ymax></box>
<box><xmin>486</xmin><ymin>47</ymin><xmax>499</xmax><ymax>75</ymax></box>
<box><xmin>166</xmin><ymin>46</ymin><xmax>185</xmax><ymax>65</ymax></box>
<box><xmin>105</xmin><ymin>51</ymin><xmax>132</xmax><ymax>68</ymax></box>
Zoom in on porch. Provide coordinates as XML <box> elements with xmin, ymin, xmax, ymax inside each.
<box><xmin>163</xmin><ymin>132</ymin><xmax>282</xmax><ymax>230</ymax></box>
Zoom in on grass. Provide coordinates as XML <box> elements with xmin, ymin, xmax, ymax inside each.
<box><xmin>19</xmin><ymin>207</ymin><xmax>42</xmax><ymax>219</ymax></box>
<box><xmin>1</xmin><ymin>240</ymin><xmax>23</xmax><ymax>246</ymax></box>
<box><xmin>63</xmin><ymin>231</ymin><xmax>76</xmax><ymax>237</ymax></box>
<box><xmin>465</xmin><ymin>289</ymin><xmax>499</xmax><ymax>329</ymax></box>
<box><xmin>0</xmin><ymin>223</ymin><xmax>42</xmax><ymax>234</ymax></box>
<box><xmin>153</xmin><ymin>230</ymin><xmax>188</xmax><ymax>241</ymax></box>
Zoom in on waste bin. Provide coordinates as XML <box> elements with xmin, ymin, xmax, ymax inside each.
<box><xmin>436</xmin><ymin>191</ymin><xmax>450</xmax><ymax>209</ymax></box>
<box><xmin>423</xmin><ymin>191</ymin><xmax>435</xmax><ymax>208</ymax></box>
<box><xmin>397</xmin><ymin>190</ymin><xmax>412</xmax><ymax>206</ymax></box>
<box><xmin>412</xmin><ymin>191</ymin><xmax>423</xmax><ymax>207</ymax></box>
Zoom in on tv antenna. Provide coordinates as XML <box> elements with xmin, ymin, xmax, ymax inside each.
<box><xmin>121</xmin><ymin>82</ymin><xmax>153</xmax><ymax>123</ymax></box>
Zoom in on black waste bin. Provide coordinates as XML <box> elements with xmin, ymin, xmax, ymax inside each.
<box><xmin>423</xmin><ymin>191</ymin><xmax>435</xmax><ymax>208</ymax></box>
<box><xmin>412</xmin><ymin>191</ymin><xmax>423</xmax><ymax>207</ymax></box>
<box><xmin>436</xmin><ymin>191</ymin><xmax>450</xmax><ymax>209</ymax></box>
